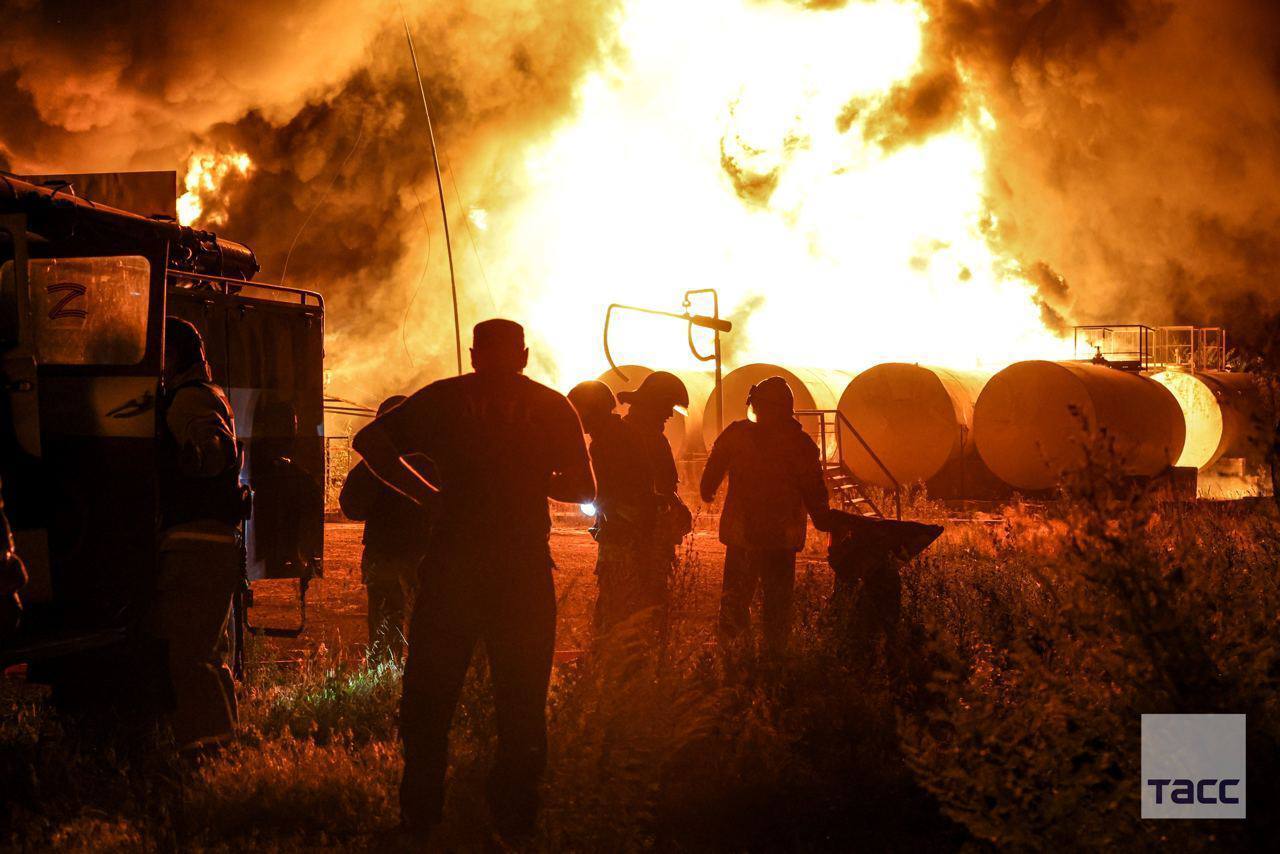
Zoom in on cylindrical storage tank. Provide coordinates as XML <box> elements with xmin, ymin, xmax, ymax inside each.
<box><xmin>700</xmin><ymin>364</ymin><xmax>853</xmax><ymax>452</ymax></box>
<box><xmin>1150</xmin><ymin>370</ymin><xmax>1265</xmax><ymax>469</ymax></box>
<box><xmin>837</xmin><ymin>364</ymin><xmax>991</xmax><ymax>488</ymax></box>
<box><xmin>973</xmin><ymin>360</ymin><xmax>1186</xmax><ymax>491</ymax></box>
<box><xmin>596</xmin><ymin>365</ymin><xmax>715</xmax><ymax>458</ymax></box>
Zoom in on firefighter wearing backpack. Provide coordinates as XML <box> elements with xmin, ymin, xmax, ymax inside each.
<box><xmin>700</xmin><ymin>376</ymin><xmax>845</xmax><ymax>659</ymax></box>
<box><xmin>152</xmin><ymin>317</ymin><xmax>246</xmax><ymax>755</ymax></box>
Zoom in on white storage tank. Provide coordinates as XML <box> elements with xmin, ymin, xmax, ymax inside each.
<box><xmin>1149</xmin><ymin>370</ymin><xmax>1265</xmax><ymax>469</ymax></box>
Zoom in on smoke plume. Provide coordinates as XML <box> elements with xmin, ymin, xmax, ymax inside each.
<box><xmin>0</xmin><ymin>0</ymin><xmax>620</xmax><ymax>399</ymax></box>
<box><xmin>3</xmin><ymin>0</ymin><xmax>1278</xmax><ymax>397</ymax></box>
<box><xmin>922</xmin><ymin>0</ymin><xmax>1280</xmax><ymax>351</ymax></box>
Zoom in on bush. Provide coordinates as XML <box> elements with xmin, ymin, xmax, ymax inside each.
<box><xmin>900</xmin><ymin>453</ymin><xmax>1280</xmax><ymax>850</ymax></box>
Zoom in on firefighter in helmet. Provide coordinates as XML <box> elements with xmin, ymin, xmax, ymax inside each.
<box><xmin>567</xmin><ymin>380</ymin><xmax>662</xmax><ymax>633</ymax></box>
<box><xmin>701</xmin><ymin>376</ymin><xmax>845</xmax><ymax>659</ymax></box>
<box><xmin>617</xmin><ymin>371</ymin><xmax>694</xmax><ymax>621</ymax></box>
<box><xmin>152</xmin><ymin>317</ymin><xmax>245</xmax><ymax>754</ymax></box>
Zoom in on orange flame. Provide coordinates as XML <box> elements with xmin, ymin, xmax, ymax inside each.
<box><xmin>438</xmin><ymin>0</ymin><xmax>1071</xmax><ymax>388</ymax></box>
<box><xmin>177</xmin><ymin>150</ymin><xmax>252</xmax><ymax>227</ymax></box>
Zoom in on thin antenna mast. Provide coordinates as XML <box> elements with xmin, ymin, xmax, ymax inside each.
<box><xmin>402</xmin><ymin>13</ymin><xmax>462</xmax><ymax>375</ymax></box>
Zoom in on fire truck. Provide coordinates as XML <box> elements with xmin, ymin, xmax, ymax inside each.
<box><xmin>0</xmin><ymin>173</ymin><xmax>323</xmax><ymax>694</ymax></box>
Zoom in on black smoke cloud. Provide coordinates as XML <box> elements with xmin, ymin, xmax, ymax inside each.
<box><xmin>0</xmin><ymin>0</ymin><xmax>620</xmax><ymax>397</ymax></box>
<box><xmin>921</xmin><ymin>0</ymin><xmax>1280</xmax><ymax>352</ymax></box>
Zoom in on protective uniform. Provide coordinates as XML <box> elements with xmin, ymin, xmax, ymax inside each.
<box><xmin>153</xmin><ymin>318</ymin><xmax>243</xmax><ymax>753</ymax></box>
<box><xmin>340</xmin><ymin>397</ymin><xmax>434</xmax><ymax>661</ymax></box>
<box><xmin>701</xmin><ymin>377</ymin><xmax>837</xmax><ymax>657</ymax></box>
<box><xmin>616</xmin><ymin>372</ymin><xmax>691</xmax><ymax>626</ymax></box>
<box><xmin>568</xmin><ymin>382</ymin><xmax>662</xmax><ymax>633</ymax></box>
<box><xmin>365</xmin><ymin>320</ymin><xmax>592</xmax><ymax>840</ymax></box>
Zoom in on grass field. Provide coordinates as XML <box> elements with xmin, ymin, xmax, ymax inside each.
<box><xmin>4</xmin><ymin>474</ymin><xmax>1280</xmax><ymax>851</ymax></box>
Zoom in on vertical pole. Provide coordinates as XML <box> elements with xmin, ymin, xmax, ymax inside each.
<box><xmin>403</xmin><ymin>18</ymin><xmax>463</xmax><ymax>376</ymax></box>
<box><xmin>714</xmin><ymin>330</ymin><xmax>724</xmax><ymax>436</ymax></box>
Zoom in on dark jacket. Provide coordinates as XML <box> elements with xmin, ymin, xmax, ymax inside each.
<box><xmin>701</xmin><ymin>418</ymin><xmax>834</xmax><ymax>551</ymax></box>
<box><xmin>587</xmin><ymin>414</ymin><xmax>658</xmax><ymax>544</ymax></box>
<box><xmin>339</xmin><ymin>459</ymin><xmax>435</xmax><ymax>563</ymax></box>
<box><xmin>623</xmin><ymin>412</ymin><xmax>679</xmax><ymax>497</ymax></box>
<box><xmin>159</xmin><ymin>366</ymin><xmax>242</xmax><ymax>531</ymax></box>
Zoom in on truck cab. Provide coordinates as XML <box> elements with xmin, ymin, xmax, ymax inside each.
<box><xmin>0</xmin><ymin>173</ymin><xmax>323</xmax><ymax>682</ymax></box>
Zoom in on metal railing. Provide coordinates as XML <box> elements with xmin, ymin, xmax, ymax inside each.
<box><xmin>1152</xmin><ymin>326</ymin><xmax>1227</xmax><ymax>372</ymax></box>
<box><xmin>603</xmin><ymin>289</ymin><xmax>732</xmax><ymax>434</ymax></box>
<box><xmin>795</xmin><ymin>408</ymin><xmax>901</xmax><ymax>520</ymax></box>
<box><xmin>1073</xmin><ymin>324</ymin><xmax>1154</xmax><ymax>370</ymax></box>
<box><xmin>1073</xmin><ymin>323</ymin><xmax>1228</xmax><ymax>372</ymax></box>
<box><xmin>167</xmin><ymin>270</ymin><xmax>324</xmax><ymax>308</ymax></box>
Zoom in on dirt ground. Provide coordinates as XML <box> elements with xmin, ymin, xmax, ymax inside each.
<box><xmin>249</xmin><ymin>520</ymin><xmax>836</xmax><ymax>664</ymax></box>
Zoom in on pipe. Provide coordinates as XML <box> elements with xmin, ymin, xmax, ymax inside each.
<box><xmin>837</xmin><ymin>363</ymin><xmax>991</xmax><ymax>488</ymax></box>
<box><xmin>973</xmin><ymin>360</ymin><xmax>1186</xmax><ymax>491</ymax></box>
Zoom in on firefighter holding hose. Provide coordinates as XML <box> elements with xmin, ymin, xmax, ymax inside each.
<box><xmin>701</xmin><ymin>376</ymin><xmax>846</xmax><ymax>660</ymax></box>
<box><xmin>354</xmin><ymin>319</ymin><xmax>594</xmax><ymax>845</ymax></box>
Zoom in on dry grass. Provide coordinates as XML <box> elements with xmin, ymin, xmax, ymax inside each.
<box><xmin>3</xmin><ymin>469</ymin><xmax>1279</xmax><ymax>850</ymax></box>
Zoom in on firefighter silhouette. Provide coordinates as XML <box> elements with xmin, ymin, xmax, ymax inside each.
<box><xmin>701</xmin><ymin>376</ymin><xmax>845</xmax><ymax>660</ymax></box>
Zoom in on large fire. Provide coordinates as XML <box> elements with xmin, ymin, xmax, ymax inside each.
<box><xmin>463</xmin><ymin>0</ymin><xmax>1071</xmax><ymax>388</ymax></box>
<box><xmin>177</xmin><ymin>150</ymin><xmax>252</xmax><ymax>227</ymax></box>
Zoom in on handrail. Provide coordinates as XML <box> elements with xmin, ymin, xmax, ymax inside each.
<box><xmin>323</xmin><ymin>394</ymin><xmax>377</xmax><ymax>418</ymax></box>
<box><xmin>167</xmin><ymin>269</ymin><xmax>324</xmax><ymax>308</ymax></box>
<box><xmin>795</xmin><ymin>408</ymin><xmax>901</xmax><ymax>520</ymax></box>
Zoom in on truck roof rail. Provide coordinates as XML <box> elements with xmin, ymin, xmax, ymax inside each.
<box><xmin>0</xmin><ymin>172</ymin><xmax>259</xmax><ymax>280</ymax></box>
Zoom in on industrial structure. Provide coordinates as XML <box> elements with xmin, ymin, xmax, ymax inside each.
<box><xmin>602</xmin><ymin>323</ymin><xmax>1270</xmax><ymax>507</ymax></box>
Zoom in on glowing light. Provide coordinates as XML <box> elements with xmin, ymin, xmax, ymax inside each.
<box><xmin>471</xmin><ymin>0</ymin><xmax>1070</xmax><ymax>388</ymax></box>
<box><xmin>579</xmin><ymin>502</ymin><xmax>598</xmax><ymax>516</ymax></box>
<box><xmin>1151</xmin><ymin>370</ymin><xmax>1223</xmax><ymax>469</ymax></box>
<box><xmin>178</xmin><ymin>150</ymin><xmax>252</xmax><ymax>227</ymax></box>
<box><xmin>468</xmin><ymin>207</ymin><xmax>489</xmax><ymax>231</ymax></box>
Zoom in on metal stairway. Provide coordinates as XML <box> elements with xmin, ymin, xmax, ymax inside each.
<box><xmin>795</xmin><ymin>409</ymin><xmax>902</xmax><ymax>520</ymax></box>
<box><xmin>822</xmin><ymin>461</ymin><xmax>883</xmax><ymax>518</ymax></box>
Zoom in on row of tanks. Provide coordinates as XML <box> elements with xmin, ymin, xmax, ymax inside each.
<box><xmin>595</xmin><ymin>361</ymin><xmax>1270</xmax><ymax>498</ymax></box>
